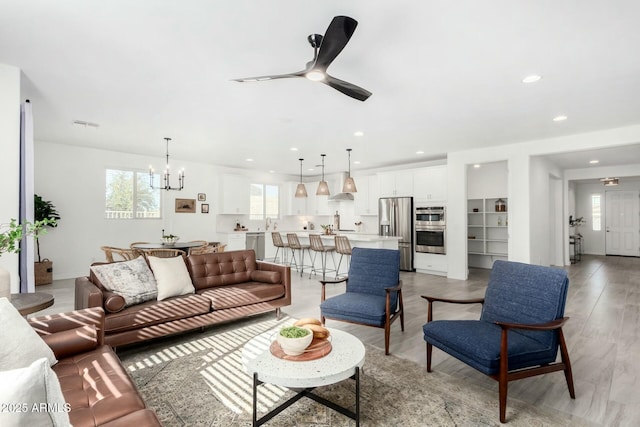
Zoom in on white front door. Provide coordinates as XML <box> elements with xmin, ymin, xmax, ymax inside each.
<box><xmin>605</xmin><ymin>191</ymin><xmax>640</xmax><ymax>256</ymax></box>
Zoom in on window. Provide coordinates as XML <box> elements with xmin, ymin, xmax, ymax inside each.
<box><xmin>591</xmin><ymin>194</ymin><xmax>601</xmax><ymax>231</ymax></box>
<box><xmin>250</xmin><ymin>183</ymin><xmax>279</xmax><ymax>220</ymax></box>
<box><xmin>105</xmin><ymin>169</ymin><xmax>161</xmax><ymax>219</ymax></box>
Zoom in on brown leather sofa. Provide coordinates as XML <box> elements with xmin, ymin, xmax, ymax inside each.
<box><xmin>75</xmin><ymin>250</ymin><xmax>291</xmax><ymax>347</ymax></box>
<box><xmin>28</xmin><ymin>307</ymin><xmax>161</xmax><ymax>426</ymax></box>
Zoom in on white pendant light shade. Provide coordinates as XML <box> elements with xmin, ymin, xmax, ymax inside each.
<box><xmin>295</xmin><ymin>158</ymin><xmax>308</xmax><ymax>198</ymax></box>
<box><xmin>316</xmin><ymin>180</ymin><xmax>330</xmax><ymax>196</ymax></box>
<box><xmin>316</xmin><ymin>154</ymin><xmax>330</xmax><ymax>196</ymax></box>
<box><xmin>295</xmin><ymin>183</ymin><xmax>308</xmax><ymax>197</ymax></box>
<box><xmin>342</xmin><ymin>176</ymin><xmax>357</xmax><ymax>193</ymax></box>
<box><xmin>342</xmin><ymin>148</ymin><xmax>357</xmax><ymax>193</ymax></box>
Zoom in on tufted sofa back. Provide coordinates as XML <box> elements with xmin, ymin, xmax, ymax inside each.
<box><xmin>186</xmin><ymin>249</ymin><xmax>259</xmax><ymax>290</ymax></box>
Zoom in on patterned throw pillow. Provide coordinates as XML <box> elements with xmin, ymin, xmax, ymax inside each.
<box><xmin>90</xmin><ymin>257</ymin><xmax>157</xmax><ymax>307</ymax></box>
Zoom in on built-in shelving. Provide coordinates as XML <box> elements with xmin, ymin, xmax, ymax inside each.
<box><xmin>467</xmin><ymin>198</ymin><xmax>508</xmax><ymax>269</ymax></box>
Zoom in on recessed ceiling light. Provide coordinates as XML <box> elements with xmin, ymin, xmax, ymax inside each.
<box><xmin>290</xmin><ymin>147</ymin><xmax>298</xmax><ymax>151</ymax></box>
<box><xmin>308</xmin><ymin>168</ymin><xmax>315</xmax><ymax>171</ymax></box>
<box><xmin>245</xmin><ymin>158</ymin><xmax>254</xmax><ymax>162</ymax></box>
<box><xmin>353</xmin><ymin>161</ymin><xmax>361</xmax><ymax>165</ymax></box>
<box><xmin>473</xmin><ymin>164</ymin><xmax>481</xmax><ymax>168</ymax></box>
<box><xmin>553</xmin><ymin>115</ymin><xmax>568</xmax><ymax>122</ymax></box>
<box><xmin>589</xmin><ymin>160</ymin><xmax>599</xmax><ymax>164</ymax></box>
<box><xmin>269</xmin><ymin>170</ymin><xmax>275</xmax><ymax>173</ymax></box>
<box><xmin>416</xmin><ymin>150</ymin><xmax>424</xmax><ymax>155</ymax></box>
<box><xmin>522</xmin><ymin>75</ymin><xmax>542</xmax><ymax>83</ymax></box>
<box><xmin>354</xmin><ymin>131</ymin><xmax>364</xmax><ymax>137</ymax></box>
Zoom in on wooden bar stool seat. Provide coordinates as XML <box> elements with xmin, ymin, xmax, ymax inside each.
<box><xmin>309</xmin><ymin>234</ymin><xmax>336</xmax><ymax>280</ymax></box>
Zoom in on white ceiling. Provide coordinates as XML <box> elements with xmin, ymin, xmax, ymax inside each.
<box><xmin>2</xmin><ymin>0</ymin><xmax>640</xmax><ymax>176</ymax></box>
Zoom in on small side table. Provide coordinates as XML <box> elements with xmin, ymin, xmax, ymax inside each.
<box><xmin>569</xmin><ymin>236</ymin><xmax>582</xmax><ymax>264</ymax></box>
<box><xmin>10</xmin><ymin>292</ymin><xmax>54</xmax><ymax>316</ymax></box>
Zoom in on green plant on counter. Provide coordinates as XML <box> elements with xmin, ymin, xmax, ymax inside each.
<box><xmin>0</xmin><ymin>219</ymin><xmax>56</xmax><ymax>256</ymax></box>
<box><xmin>279</xmin><ymin>326</ymin><xmax>310</xmax><ymax>338</ymax></box>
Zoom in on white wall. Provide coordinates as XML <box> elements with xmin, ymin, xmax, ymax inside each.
<box><xmin>34</xmin><ymin>141</ymin><xmax>297</xmax><ymax>279</ymax></box>
<box><xmin>0</xmin><ymin>64</ymin><xmax>21</xmax><ymax>290</ymax></box>
<box><xmin>448</xmin><ymin>124</ymin><xmax>640</xmax><ymax>280</ymax></box>
<box><xmin>467</xmin><ymin>161</ymin><xmax>507</xmax><ymax>199</ymax></box>
<box><xmin>529</xmin><ymin>156</ymin><xmax>563</xmax><ymax>266</ymax></box>
<box><xmin>574</xmin><ymin>179</ymin><xmax>640</xmax><ymax>255</ymax></box>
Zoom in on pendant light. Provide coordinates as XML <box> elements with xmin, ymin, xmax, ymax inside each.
<box><xmin>316</xmin><ymin>154</ymin><xmax>330</xmax><ymax>196</ymax></box>
<box><xmin>149</xmin><ymin>137</ymin><xmax>184</xmax><ymax>191</ymax></box>
<box><xmin>295</xmin><ymin>158</ymin><xmax>308</xmax><ymax>197</ymax></box>
<box><xmin>342</xmin><ymin>148</ymin><xmax>357</xmax><ymax>193</ymax></box>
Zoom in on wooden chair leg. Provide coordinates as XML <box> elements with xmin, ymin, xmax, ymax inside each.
<box><xmin>384</xmin><ymin>321</ymin><xmax>390</xmax><ymax>355</ymax></box>
<box><xmin>426</xmin><ymin>343</ymin><xmax>433</xmax><ymax>372</ymax></box>
<box><xmin>499</xmin><ymin>329</ymin><xmax>509</xmax><ymax>423</ymax></box>
<box><xmin>558</xmin><ymin>329</ymin><xmax>576</xmax><ymax>398</ymax></box>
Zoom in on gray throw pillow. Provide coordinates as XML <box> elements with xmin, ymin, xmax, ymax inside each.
<box><xmin>90</xmin><ymin>256</ymin><xmax>157</xmax><ymax>307</ymax></box>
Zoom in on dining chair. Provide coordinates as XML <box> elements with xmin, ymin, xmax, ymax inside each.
<box><xmin>186</xmin><ymin>240</ymin><xmax>208</xmax><ymax>255</ymax></box>
<box><xmin>100</xmin><ymin>246</ymin><xmax>137</xmax><ymax>262</ymax></box>
<box><xmin>286</xmin><ymin>233</ymin><xmax>311</xmax><ymax>276</ymax></box>
<box><xmin>140</xmin><ymin>248</ymin><xmax>186</xmax><ymax>258</ymax></box>
<box><xmin>189</xmin><ymin>245</ymin><xmax>219</xmax><ymax>255</ymax></box>
<box><xmin>308</xmin><ymin>234</ymin><xmax>337</xmax><ymax>280</ymax></box>
<box><xmin>320</xmin><ymin>247</ymin><xmax>403</xmax><ymax>355</ymax></box>
<box><xmin>422</xmin><ymin>260</ymin><xmax>575</xmax><ymax>423</ymax></box>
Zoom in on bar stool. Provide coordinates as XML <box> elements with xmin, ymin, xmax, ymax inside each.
<box><xmin>287</xmin><ymin>233</ymin><xmax>312</xmax><ymax>276</ymax></box>
<box><xmin>271</xmin><ymin>232</ymin><xmax>290</xmax><ymax>264</ymax></box>
<box><xmin>334</xmin><ymin>235</ymin><xmax>352</xmax><ymax>279</ymax></box>
<box><xmin>309</xmin><ymin>234</ymin><xmax>336</xmax><ymax>280</ymax></box>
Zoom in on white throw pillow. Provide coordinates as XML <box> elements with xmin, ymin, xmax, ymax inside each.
<box><xmin>0</xmin><ymin>357</ymin><xmax>71</xmax><ymax>427</ymax></box>
<box><xmin>147</xmin><ymin>256</ymin><xmax>195</xmax><ymax>301</ymax></box>
<box><xmin>90</xmin><ymin>256</ymin><xmax>157</xmax><ymax>306</ymax></box>
<box><xmin>0</xmin><ymin>298</ymin><xmax>57</xmax><ymax>370</ymax></box>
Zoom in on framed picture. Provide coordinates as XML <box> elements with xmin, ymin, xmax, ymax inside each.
<box><xmin>175</xmin><ymin>198</ymin><xmax>196</xmax><ymax>213</ymax></box>
<box><xmin>201</xmin><ymin>203</ymin><xmax>209</xmax><ymax>214</ymax></box>
<box><xmin>197</xmin><ymin>193</ymin><xmax>206</xmax><ymax>202</ymax></box>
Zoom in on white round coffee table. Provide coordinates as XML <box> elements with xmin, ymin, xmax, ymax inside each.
<box><xmin>242</xmin><ymin>328</ymin><xmax>365</xmax><ymax>426</ymax></box>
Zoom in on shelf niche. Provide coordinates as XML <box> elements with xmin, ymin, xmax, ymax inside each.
<box><xmin>467</xmin><ymin>198</ymin><xmax>508</xmax><ymax>269</ymax></box>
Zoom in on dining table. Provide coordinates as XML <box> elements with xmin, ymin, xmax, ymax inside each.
<box><xmin>131</xmin><ymin>242</ymin><xmax>207</xmax><ymax>252</ymax></box>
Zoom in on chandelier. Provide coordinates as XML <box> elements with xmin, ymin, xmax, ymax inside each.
<box><xmin>149</xmin><ymin>137</ymin><xmax>184</xmax><ymax>191</ymax></box>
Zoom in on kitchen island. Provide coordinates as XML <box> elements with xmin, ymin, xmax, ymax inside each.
<box><xmin>273</xmin><ymin>231</ymin><xmax>402</xmax><ymax>277</ymax></box>
<box><xmin>277</xmin><ymin>231</ymin><xmax>401</xmax><ymax>250</ymax></box>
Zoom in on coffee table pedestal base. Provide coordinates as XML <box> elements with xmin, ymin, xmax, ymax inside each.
<box><xmin>252</xmin><ymin>367</ymin><xmax>360</xmax><ymax>427</ymax></box>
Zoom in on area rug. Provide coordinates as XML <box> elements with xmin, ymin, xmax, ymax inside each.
<box><xmin>118</xmin><ymin>313</ymin><xmax>583</xmax><ymax>427</ymax></box>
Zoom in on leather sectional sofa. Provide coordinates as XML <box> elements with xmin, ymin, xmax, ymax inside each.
<box><xmin>28</xmin><ymin>307</ymin><xmax>161</xmax><ymax>426</ymax></box>
<box><xmin>75</xmin><ymin>250</ymin><xmax>292</xmax><ymax>347</ymax></box>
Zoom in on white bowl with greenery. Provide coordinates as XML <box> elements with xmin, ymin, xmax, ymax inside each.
<box><xmin>277</xmin><ymin>326</ymin><xmax>313</xmax><ymax>356</ymax></box>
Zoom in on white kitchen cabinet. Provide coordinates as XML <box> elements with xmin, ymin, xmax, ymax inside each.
<box><xmin>414</xmin><ymin>252</ymin><xmax>447</xmax><ymax>276</ymax></box>
<box><xmin>282</xmin><ymin>181</ymin><xmax>307</xmax><ymax>215</ymax></box>
<box><xmin>413</xmin><ymin>166</ymin><xmax>447</xmax><ymax>203</ymax></box>
<box><xmin>353</xmin><ymin>174</ymin><xmax>379</xmax><ymax>215</ymax></box>
<box><xmin>307</xmin><ymin>194</ymin><xmax>331</xmax><ymax>215</ymax></box>
<box><xmin>219</xmin><ymin>174</ymin><xmax>250</xmax><ymax>214</ymax></box>
<box><xmin>225</xmin><ymin>233</ymin><xmax>247</xmax><ymax>251</ymax></box>
<box><xmin>377</xmin><ymin>171</ymin><xmax>413</xmax><ymax>197</ymax></box>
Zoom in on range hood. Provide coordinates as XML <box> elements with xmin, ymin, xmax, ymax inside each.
<box><xmin>328</xmin><ymin>192</ymin><xmax>354</xmax><ymax>201</ymax></box>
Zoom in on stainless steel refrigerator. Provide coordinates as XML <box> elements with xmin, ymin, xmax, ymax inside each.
<box><xmin>379</xmin><ymin>197</ymin><xmax>414</xmax><ymax>271</ymax></box>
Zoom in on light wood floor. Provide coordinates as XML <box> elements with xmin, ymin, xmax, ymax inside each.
<box><xmin>36</xmin><ymin>254</ymin><xmax>640</xmax><ymax>426</ymax></box>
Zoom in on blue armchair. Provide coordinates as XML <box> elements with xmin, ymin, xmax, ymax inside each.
<box><xmin>320</xmin><ymin>247</ymin><xmax>403</xmax><ymax>355</ymax></box>
<box><xmin>422</xmin><ymin>260</ymin><xmax>575</xmax><ymax>423</ymax></box>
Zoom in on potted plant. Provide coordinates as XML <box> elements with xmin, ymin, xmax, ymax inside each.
<box><xmin>1</xmin><ymin>218</ymin><xmax>54</xmax><ymax>297</ymax></box>
<box><xmin>34</xmin><ymin>194</ymin><xmax>61</xmax><ymax>285</ymax></box>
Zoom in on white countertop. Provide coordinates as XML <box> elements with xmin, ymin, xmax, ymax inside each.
<box><xmin>273</xmin><ymin>231</ymin><xmax>402</xmax><ymax>242</ymax></box>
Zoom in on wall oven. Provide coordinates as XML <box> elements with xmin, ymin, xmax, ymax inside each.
<box><xmin>415</xmin><ymin>206</ymin><xmax>445</xmax><ymax>227</ymax></box>
<box><xmin>415</xmin><ymin>226</ymin><xmax>445</xmax><ymax>254</ymax></box>
<box><xmin>415</xmin><ymin>207</ymin><xmax>445</xmax><ymax>254</ymax></box>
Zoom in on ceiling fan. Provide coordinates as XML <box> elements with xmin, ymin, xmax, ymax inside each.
<box><xmin>232</xmin><ymin>16</ymin><xmax>372</xmax><ymax>102</ymax></box>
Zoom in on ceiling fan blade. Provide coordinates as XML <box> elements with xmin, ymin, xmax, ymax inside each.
<box><xmin>231</xmin><ymin>71</ymin><xmax>305</xmax><ymax>82</ymax></box>
<box><xmin>314</xmin><ymin>16</ymin><xmax>358</xmax><ymax>70</ymax></box>
<box><xmin>323</xmin><ymin>74</ymin><xmax>372</xmax><ymax>101</ymax></box>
